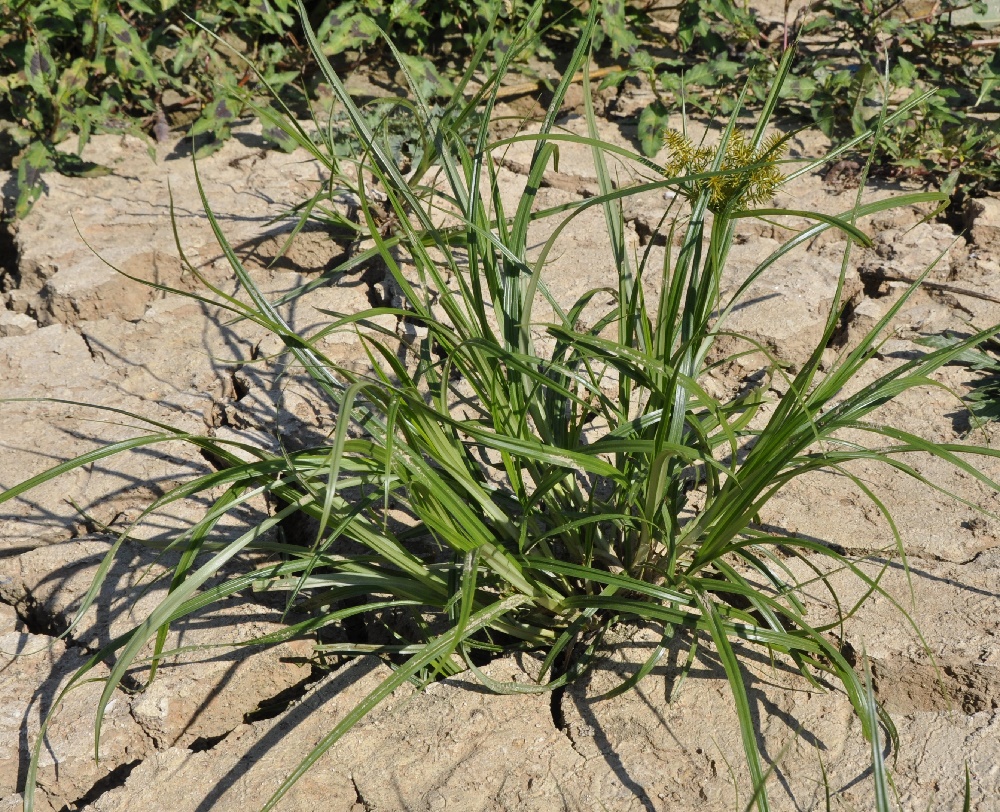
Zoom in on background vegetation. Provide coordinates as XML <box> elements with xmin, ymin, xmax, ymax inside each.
<box><xmin>1</xmin><ymin>0</ymin><xmax>998</xmax><ymax>218</ymax></box>
<box><xmin>631</xmin><ymin>0</ymin><xmax>1000</xmax><ymax>201</ymax></box>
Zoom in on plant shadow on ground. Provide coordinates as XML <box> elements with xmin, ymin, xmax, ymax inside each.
<box><xmin>561</xmin><ymin>628</ymin><xmax>864</xmax><ymax>805</ymax></box>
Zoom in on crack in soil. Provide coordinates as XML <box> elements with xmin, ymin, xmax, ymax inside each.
<box><xmin>0</xmin><ymin>219</ymin><xmax>21</xmax><ymax>292</ymax></box>
<box><xmin>77</xmin><ymin>329</ymin><xmax>103</xmax><ymax>364</ymax></box>
<box><xmin>11</xmin><ymin>592</ymin><xmax>73</xmax><ymax>640</ymax></box>
<box><xmin>549</xmin><ymin>683</ymin><xmax>567</xmax><ymax>734</ymax></box>
<box><xmin>824</xmin><ymin>541</ymin><xmax>988</xmax><ymax>565</ymax></box>
<box><xmin>56</xmin><ymin>758</ymin><xmax>142</xmax><ymax>812</ymax></box>
<box><xmin>350</xmin><ymin>773</ymin><xmax>372</xmax><ymax>811</ymax></box>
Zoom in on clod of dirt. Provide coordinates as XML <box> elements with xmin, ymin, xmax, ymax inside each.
<box><xmin>238</xmin><ymin>223</ymin><xmax>352</xmax><ymax>276</ymax></box>
<box><xmin>0</xmin><ymin>309</ymin><xmax>35</xmax><ymax>336</ymax></box>
<box><xmin>0</xmin><ymin>602</ymin><xmax>23</xmax><ymax>634</ymax></box>
<box><xmin>964</xmin><ymin>196</ymin><xmax>1000</xmax><ymax>247</ymax></box>
<box><xmin>0</xmin><ymin>631</ymin><xmax>151</xmax><ymax>807</ymax></box>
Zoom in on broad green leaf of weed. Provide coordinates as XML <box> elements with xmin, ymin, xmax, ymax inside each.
<box><xmin>316</xmin><ymin>8</ymin><xmax>380</xmax><ymax>55</ymax></box>
<box><xmin>15</xmin><ymin>141</ymin><xmax>54</xmax><ymax>218</ymax></box>
<box><xmin>24</xmin><ymin>34</ymin><xmax>55</xmax><ymax>98</ymax></box>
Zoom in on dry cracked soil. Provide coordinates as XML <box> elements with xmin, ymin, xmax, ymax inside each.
<box><xmin>3</xmin><ymin>53</ymin><xmax>1000</xmax><ymax>812</ymax></box>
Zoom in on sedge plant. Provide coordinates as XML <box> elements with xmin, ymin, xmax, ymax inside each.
<box><xmin>7</xmin><ymin>2</ymin><xmax>1000</xmax><ymax>810</ymax></box>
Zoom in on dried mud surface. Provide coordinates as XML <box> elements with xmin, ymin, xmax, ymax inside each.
<box><xmin>3</xmin><ymin>64</ymin><xmax>1000</xmax><ymax>812</ymax></box>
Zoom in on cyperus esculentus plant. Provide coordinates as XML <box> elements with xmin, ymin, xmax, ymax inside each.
<box><xmin>6</xmin><ymin>2</ymin><xmax>1000</xmax><ymax>811</ymax></box>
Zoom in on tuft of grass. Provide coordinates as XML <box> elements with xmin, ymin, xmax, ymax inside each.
<box><xmin>5</xmin><ymin>2</ymin><xmax>1000</xmax><ymax>810</ymax></box>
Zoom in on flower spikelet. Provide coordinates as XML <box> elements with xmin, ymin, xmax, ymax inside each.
<box><xmin>662</xmin><ymin>129</ymin><xmax>786</xmax><ymax>212</ymax></box>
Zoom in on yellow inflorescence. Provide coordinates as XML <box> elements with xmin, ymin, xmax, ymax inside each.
<box><xmin>661</xmin><ymin>129</ymin><xmax>786</xmax><ymax>212</ymax></box>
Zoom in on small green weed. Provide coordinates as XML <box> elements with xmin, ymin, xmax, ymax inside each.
<box><xmin>0</xmin><ymin>0</ymin><xmax>306</xmax><ymax>217</ymax></box>
<box><xmin>6</xmin><ymin>2</ymin><xmax>1000</xmax><ymax>811</ymax></box>
<box><xmin>919</xmin><ymin>331</ymin><xmax>1000</xmax><ymax>426</ymax></box>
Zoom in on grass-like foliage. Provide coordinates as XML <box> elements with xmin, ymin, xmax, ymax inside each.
<box><xmin>7</xmin><ymin>2</ymin><xmax>1000</xmax><ymax>810</ymax></box>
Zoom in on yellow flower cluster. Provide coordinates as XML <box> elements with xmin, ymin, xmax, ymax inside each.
<box><xmin>661</xmin><ymin>129</ymin><xmax>786</xmax><ymax>212</ymax></box>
